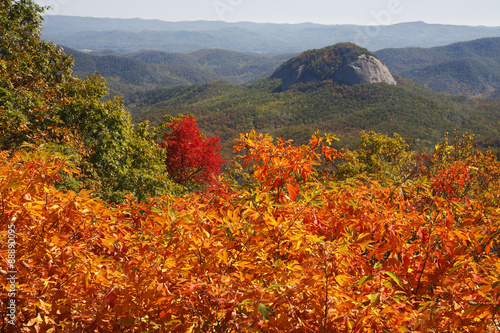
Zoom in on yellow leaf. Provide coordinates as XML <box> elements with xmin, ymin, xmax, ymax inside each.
<box><xmin>218</xmin><ymin>250</ymin><xmax>229</xmax><ymax>265</ymax></box>
<box><xmin>27</xmin><ymin>314</ymin><xmax>42</xmax><ymax>326</ymax></box>
<box><xmin>335</xmin><ymin>275</ymin><xmax>352</xmax><ymax>287</ymax></box>
<box><xmin>371</xmin><ymin>292</ymin><xmax>381</xmax><ymax>306</ymax></box>
<box><xmin>101</xmin><ymin>237</ymin><xmax>118</xmax><ymax>250</ymax></box>
<box><xmin>346</xmin><ymin>317</ymin><xmax>353</xmax><ymax>330</ymax></box>
<box><xmin>238</xmin><ymin>261</ymin><xmax>256</xmax><ymax>270</ymax></box>
<box><xmin>39</xmin><ymin>299</ymin><xmax>52</xmax><ymax>313</ymax></box>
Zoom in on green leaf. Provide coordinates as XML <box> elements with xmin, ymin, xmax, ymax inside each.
<box><xmin>338</xmin><ymin>245</ymin><xmax>355</xmax><ymax>256</ymax></box>
<box><xmin>151</xmin><ymin>207</ymin><xmax>163</xmax><ymax>214</ymax></box>
<box><xmin>164</xmin><ymin>320</ymin><xmax>182</xmax><ymax>326</ymax></box>
<box><xmin>269</xmin><ymin>283</ymin><xmax>286</xmax><ymax>289</ymax></box>
<box><xmin>385</xmin><ymin>271</ymin><xmax>404</xmax><ymax>289</ymax></box>
<box><xmin>358</xmin><ymin>275</ymin><xmax>376</xmax><ymax>287</ymax></box>
<box><xmin>448</xmin><ymin>263</ymin><xmax>463</xmax><ymax>274</ymax></box>
<box><xmin>345</xmin><ymin>199</ymin><xmax>359</xmax><ymax>208</ymax></box>
<box><xmin>258</xmin><ymin>303</ymin><xmax>274</xmax><ymax>321</ymax></box>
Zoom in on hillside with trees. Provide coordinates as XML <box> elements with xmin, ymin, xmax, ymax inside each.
<box><xmin>65</xmin><ymin>47</ymin><xmax>292</xmax><ymax>98</ymax></box>
<box><xmin>126</xmin><ymin>72</ymin><xmax>500</xmax><ymax>160</ymax></box>
<box><xmin>130</xmin><ymin>49</ymin><xmax>293</xmax><ymax>84</ymax></box>
<box><xmin>2</xmin><ymin>2</ymin><xmax>500</xmax><ymax>332</ymax></box>
<box><xmin>377</xmin><ymin>37</ymin><xmax>500</xmax><ymax>97</ymax></box>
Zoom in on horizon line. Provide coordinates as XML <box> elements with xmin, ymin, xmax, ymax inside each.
<box><xmin>41</xmin><ymin>14</ymin><xmax>500</xmax><ymax>28</ymax></box>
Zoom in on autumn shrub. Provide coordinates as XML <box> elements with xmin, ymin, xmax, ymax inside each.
<box><xmin>160</xmin><ymin>115</ymin><xmax>224</xmax><ymax>189</ymax></box>
<box><xmin>2</xmin><ymin>130</ymin><xmax>500</xmax><ymax>332</ymax></box>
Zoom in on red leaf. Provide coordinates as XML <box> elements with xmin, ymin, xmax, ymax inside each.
<box><xmin>84</xmin><ymin>321</ymin><xmax>99</xmax><ymax>332</ymax></box>
<box><xmin>224</xmin><ymin>310</ymin><xmax>233</xmax><ymax>322</ymax></box>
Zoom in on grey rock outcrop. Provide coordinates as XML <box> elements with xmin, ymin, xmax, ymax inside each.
<box><xmin>332</xmin><ymin>54</ymin><xmax>397</xmax><ymax>86</ymax></box>
<box><xmin>271</xmin><ymin>45</ymin><xmax>397</xmax><ymax>91</ymax></box>
<box><xmin>271</xmin><ymin>64</ymin><xmax>320</xmax><ymax>91</ymax></box>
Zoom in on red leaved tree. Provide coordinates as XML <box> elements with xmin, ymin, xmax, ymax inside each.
<box><xmin>161</xmin><ymin>115</ymin><xmax>224</xmax><ymax>187</ymax></box>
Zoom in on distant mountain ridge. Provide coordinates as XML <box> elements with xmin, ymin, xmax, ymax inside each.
<box><xmin>376</xmin><ymin>37</ymin><xmax>500</xmax><ymax>97</ymax></box>
<box><xmin>41</xmin><ymin>15</ymin><xmax>322</xmax><ymax>35</ymax></box>
<box><xmin>42</xmin><ymin>16</ymin><xmax>500</xmax><ymax>53</ymax></box>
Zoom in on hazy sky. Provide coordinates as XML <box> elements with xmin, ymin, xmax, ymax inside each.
<box><xmin>34</xmin><ymin>0</ymin><xmax>500</xmax><ymax>26</ymax></box>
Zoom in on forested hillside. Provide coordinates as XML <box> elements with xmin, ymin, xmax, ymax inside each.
<box><xmin>3</xmin><ymin>2</ymin><xmax>500</xmax><ymax>332</ymax></box>
<box><xmin>377</xmin><ymin>37</ymin><xmax>500</xmax><ymax>97</ymax></box>
<box><xmin>129</xmin><ymin>49</ymin><xmax>293</xmax><ymax>84</ymax></box>
<box><xmin>127</xmin><ymin>74</ymin><xmax>500</xmax><ymax>160</ymax></box>
<box><xmin>65</xmin><ymin>47</ymin><xmax>292</xmax><ymax>98</ymax></box>
<box><xmin>124</xmin><ymin>43</ymin><xmax>500</xmax><ymax>160</ymax></box>
<box><xmin>65</xmin><ymin>37</ymin><xmax>500</xmax><ymax>103</ymax></box>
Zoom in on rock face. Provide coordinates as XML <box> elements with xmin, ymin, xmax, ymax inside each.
<box><xmin>271</xmin><ymin>43</ymin><xmax>397</xmax><ymax>91</ymax></box>
<box><xmin>272</xmin><ymin>64</ymin><xmax>318</xmax><ymax>91</ymax></box>
<box><xmin>332</xmin><ymin>54</ymin><xmax>397</xmax><ymax>86</ymax></box>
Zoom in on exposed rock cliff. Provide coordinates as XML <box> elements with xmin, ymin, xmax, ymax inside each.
<box><xmin>332</xmin><ymin>54</ymin><xmax>397</xmax><ymax>86</ymax></box>
<box><xmin>271</xmin><ymin>43</ymin><xmax>397</xmax><ymax>91</ymax></box>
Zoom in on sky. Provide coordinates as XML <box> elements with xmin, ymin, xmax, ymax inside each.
<box><xmin>34</xmin><ymin>0</ymin><xmax>500</xmax><ymax>27</ymax></box>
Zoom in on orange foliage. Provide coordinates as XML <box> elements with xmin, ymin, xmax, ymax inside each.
<box><xmin>1</xmin><ymin>132</ymin><xmax>500</xmax><ymax>332</ymax></box>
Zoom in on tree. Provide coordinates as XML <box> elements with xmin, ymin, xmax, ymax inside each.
<box><xmin>335</xmin><ymin>130</ymin><xmax>414</xmax><ymax>181</ymax></box>
<box><xmin>59</xmin><ymin>76</ymin><xmax>170</xmax><ymax>202</ymax></box>
<box><xmin>161</xmin><ymin>115</ymin><xmax>224</xmax><ymax>187</ymax></box>
<box><xmin>0</xmin><ymin>0</ymin><xmax>74</xmax><ymax>150</ymax></box>
<box><xmin>0</xmin><ymin>0</ymin><xmax>169</xmax><ymax>202</ymax></box>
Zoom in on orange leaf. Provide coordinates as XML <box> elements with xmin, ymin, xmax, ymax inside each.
<box><xmin>286</xmin><ymin>182</ymin><xmax>298</xmax><ymax>201</ymax></box>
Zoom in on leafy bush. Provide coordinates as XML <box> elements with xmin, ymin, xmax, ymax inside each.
<box><xmin>3</xmin><ymin>130</ymin><xmax>500</xmax><ymax>331</ymax></box>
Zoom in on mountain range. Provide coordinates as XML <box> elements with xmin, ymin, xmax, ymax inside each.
<box><xmin>42</xmin><ymin>15</ymin><xmax>500</xmax><ymax>53</ymax></box>
<box><xmin>64</xmin><ymin>37</ymin><xmax>500</xmax><ymax>99</ymax></box>
<box><xmin>66</xmin><ymin>47</ymin><xmax>292</xmax><ymax>98</ymax></box>
<box><xmin>123</xmin><ymin>44</ymin><xmax>500</xmax><ymax>159</ymax></box>
<box><xmin>376</xmin><ymin>37</ymin><xmax>500</xmax><ymax>97</ymax></box>
<box><xmin>46</xmin><ymin>16</ymin><xmax>500</xmax><ymax>160</ymax></box>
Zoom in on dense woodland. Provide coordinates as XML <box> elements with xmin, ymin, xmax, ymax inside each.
<box><xmin>127</xmin><ymin>75</ymin><xmax>500</xmax><ymax>160</ymax></box>
<box><xmin>66</xmin><ymin>47</ymin><xmax>293</xmax><ymax>99</ymax></box>
<box><xmin>376</xmin><ymin>38</ymin><xmax>500</xmax><ymax>97</ymax></box>
<box><xmin>2</xmin><ymin>1</ymin><xmax>500</xmax><ymax>332</ymax></box>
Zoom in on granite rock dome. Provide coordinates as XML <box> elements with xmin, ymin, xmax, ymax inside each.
<box><xmin>271</xmin><ymin>43</ymin><xmax>397</xmax><ymax>91</ymax></box>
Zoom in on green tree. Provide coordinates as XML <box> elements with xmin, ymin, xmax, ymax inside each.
<box><xmin>0</xmin><ymin>0</ymin><xmax>74</xmax><ymax>149</ymax></box>
<box><xmin>0</xmin><ymin>0</ymin><xmax>169</xmax><ymax>202</ymax></box>
<box><xmin>335</xmin><ymin>130</ymin><xmax>414</xmax><ymax>181</ymax></box>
